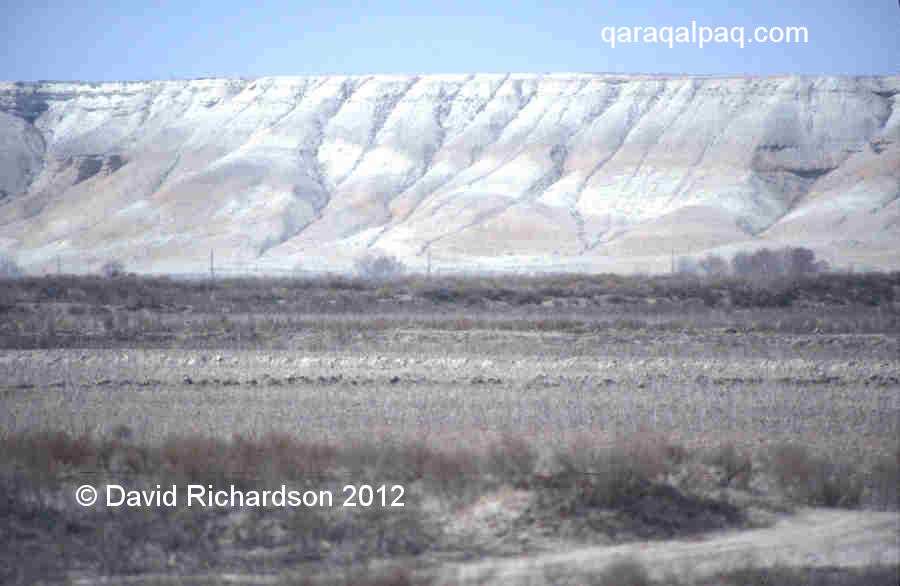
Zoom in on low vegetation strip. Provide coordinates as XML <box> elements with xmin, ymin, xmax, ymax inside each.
<box><xmin>2</xmin><ymin>271</ymin><xmax>898</xmax><ymax>312</ymax></box>
<box><xmin>1</xmin><ymin>429</ymin><xmax>897</xmax><ymax>584</ymax></box>
<box><xmin>2</xmin><ymin>271</ymin><xmax>899</xmax><ymax>350</ymax></box>
<box><xmin>2</xmin><ymin>269</ymin><xmax>897</xmax><ymax>584</ymax></box>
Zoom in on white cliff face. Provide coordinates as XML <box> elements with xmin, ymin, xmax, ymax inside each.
<box><xmin>0</xmin><ymin>74</ymin><xmax>897</xmax><ymax>274</ymax></box>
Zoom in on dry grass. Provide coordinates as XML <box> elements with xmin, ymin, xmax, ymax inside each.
<box><xmin>869</xmin><ymin>445</ymin><xmax>900</xmax><ymax>508</ymax></box>
<box><xmin>705</xmin><ymin>442</ymin><xmax>754</xmax><ymax>490</ymax></box>
<box><xmin>710</xmin><ymin>564</ymin><xmax>900</xmax><ymax>586</ymax></box>
<box><xmin>587</xmin><ymin>558</ymin><xmax>654</xmax><ymax>586</ymax></box>
<box><xmin>0</xmin><ymin>428</ymin><xmax>894</xmax><ymax>585</ymax></box>
<box><xmin>2</xmin><ymin>271</ymin><xmax>897</xmax><ymax>585</ymax></box>
<box><xmin>285</xmin><ymin>566</ymin><xmax>429</xmax><ymax>586</ymax></box>
<box><xmin>559</xmin><ymin>561</ymin><xmax>900</xmax><ymax>586</ymax></box>
<box><xmin>551</xmin><ymin>433</ymin><xmax>679</xmax><ymax>507</ymax></box>
<box><xmin>0</xmin><ymin>430</ymin><xmax>343</xmax><ymax>488</ymax></box>
<box><xmin>484</xmin><ymin>433</ymin><xmax>540</xmax><ymax>486</ymax></box>
<box><xmin>3</xmin><ymin>429</ymin><xmax>101</xmax><ymax>471</ymax></box>
<box><xmin>3</xmin><ymin>301</ymin><xmax>898</xmax><ymax>351</ymax></box>
<box><xmin>766</xmin><ymin>442</ymin><xmax>864</xmax><ymax>508</ymax></box>
<box><xmin>545</xmin><ymin>559</ymin><xmax>900</xmax><ymax>586</ymax></box>
<box><xmin>3</xmin><ymin>427</ymin><xmax>883</xmax><ymax>513</ymax></box>
<box><xmin>2</xmin><ymin>272</ymin><xmax>899</xmax><ymax>349</ymax></box>
<box><xmin>159</xmin><ymin>432</ymin><xmax>340</xmax><ymax>489</ymax></box>
<box><xmin>544</xmin><ymin>557</ymin><xmax>653</xmax><ymax>586</ymax></box>
<box><xmin>371</xmin><ymin>439</ymin><xmax>485</xmax><ymax>497</ymax></box>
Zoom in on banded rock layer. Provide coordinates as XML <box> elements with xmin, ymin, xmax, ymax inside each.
<box><xmin>0</xmin><ymin>74</ymin><xmax>897</xmax><ymax>273</ymax></box>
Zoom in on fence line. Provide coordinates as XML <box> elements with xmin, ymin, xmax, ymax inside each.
<box><xmin>138</xmin><ymin>264</ymin><xmax>606</xmax><ymax>280</ymax></box>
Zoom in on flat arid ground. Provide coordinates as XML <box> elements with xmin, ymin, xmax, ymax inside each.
<box><xmin>1</xmin><ymin>273</ymin><xmax>898</xmax><ymax>585</ymax></box>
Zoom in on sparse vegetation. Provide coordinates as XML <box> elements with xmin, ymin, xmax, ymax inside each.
<box><xmin>767</xmin><ymin>442</ymin><xmax>864</xmax><ymax>508</ymax></box>
<box><xmin>708</xmin><ymin>564</ymin><xmax>900</xmax><ymax>586</ymax></box>
<box><xmin>543</xmin><ymin>560</ymin><xmax>900</xmax><ymax>586</ymax></box>
<box><xmin>545</xmin><ymin>557</ymin><xmax>653</xmax><ymax>586</ymax></box>
<box><xmin>732</xmin><ymin>246</ymin><xmax>829</xmax><ymax>279</ymax></box>
<box><xmin>0</xmin><ymin>271</ymin><xmax>898</xmax><ymax>349</ymax></box>
<box><xmin>698</xmin><ymin>253</ymin><xmax>730</xmax><ymax>277</ymax></box>
<box><xmin>288</xmin><ymin>567</ymin><xmax>428</xmax><ymax>586</ymax></box>
<box><xmin>2</xmin><ymin>268</ymin><xmax>897</xmax><ymax>584</ymax></box>
<box><xmin>3</xmin><ymin>422</ymin><xmax>890</xmax><ymax>583</ymax></box>
<box><xmin>101</xmin><ymin>259</ymin><xmax>125</xmax><ymax>277</ymax></box>
<box><xmin>354</xmin><ymin>249</ymin><xmax>407</xmax><ymax>279</ymax></box>
<box><xmin>705</xmin><ymin>442</ymin><xmax>753</xmax><ymax>490</ymax></box>
<box><xmin>677</xmin><ymin>255</ymin><xmax>700</xmax><ymax>276</ymax></box>
<box><xmin>869</xmin><ymin>445</ymin><xmax>900</xmax><ymax>509</ymax></box>
<box><xmin>0</xmin><ymin>253</ymin><xmax>24</xmax><ymax>277</ymax></box>
<box><xmin>679</xmin><ymin>246</ymin><xmax>830</xmax><ymax>280</ymax></box>
<box><xmin>0</xmin><ymin>270</ymin><xmax>896</xmax><ymax>314</ymax></box>
<box><xmin>553</xmin><ymin>434</ymin><xmax>675</xmax><ymax>507</ymax></box>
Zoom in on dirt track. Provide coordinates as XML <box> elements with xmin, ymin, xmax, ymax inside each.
<box><xmin>442</xmin><ymin>509</ymin><xmax>899</xmax><ymax>584</ymax></box>
<box><xmin>63</xmin><ymin>509</ymin><xmax>897</xmax><ymax>585</ymax></box>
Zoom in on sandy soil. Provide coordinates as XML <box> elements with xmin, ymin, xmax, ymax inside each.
<box><xmin>442</xmin><ymin>509</ymin><xmax>899</xmax><ymax>585</ymax></box>
<box><xmin>58</xmin><ymin>509</ymin><xmax>899</xmax><ymax>585</ymax></box>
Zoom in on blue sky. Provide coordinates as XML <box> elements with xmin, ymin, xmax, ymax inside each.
<box><xmin>3</xmin><ymin>1</ymin><xmax>898</xmax><ymax>80</ymax></box>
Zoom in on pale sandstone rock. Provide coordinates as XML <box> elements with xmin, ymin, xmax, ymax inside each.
<box><xmin>0</xmin><ymin>75</ymin><xmax>897</xmax><ymax>274</ymax></box>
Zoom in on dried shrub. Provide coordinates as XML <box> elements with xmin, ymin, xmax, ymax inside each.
<box><xmin>543</xmin><ymin>557</ymin><xmax>653</xmax><ymax>586</ymax></box>
<box><xmin>699</xmin><ymin>253</ymin><xmax>730</xmax><ymax>277</ymax></box>
<box><xmin>767</xmin><ymin>442</ymin><xmax>863</xmax><ymax>507</ymax></box>
<box><xmin>555</xmin><ymin>435</ymin><xmax>675</xmax><ymax>507</ymax></box>
<box><xmin>382</xmin><ymin>440</ymin><xmax>482</xmax><ymax>497</ymax></box>
<box><xmin>288</xmin><ymin>566</ymin><xmax>428</xmax><ymax>586</ymax></box>
<box><xmin>2</xmin><ymin>430</ymin><xmax>101</xmax><ymax>477</ymax></box>
<box><xmin>101</xmin><ymin>259</ymin><xmax>125</xmax><ymax>278</ymax></box>
<box><xmin>715</xmin><ymin>564</ymin><xmax>900</xmax><ymax>586</ymax></box>
<box><xmin>732</xmin><ymin>246</ymin><xmax>828</xmax><ymax>281</ymax></box>
<box><xmin>870</xmin><ymin>446</ymin><xmax>900</xmax><ymax>508</ymax></box>
<box><xmin>159</xmin><ymin>435</ymin><xmax>234</xmax><ymax>486</ymax></box>
<box><xmin>706</xmin><ymin>442</ymin><xmax>753</xmax><ymax>489</ymax></box>
<box><xmin>0</xmin><ymin>253</ymin><xmax>24</xmax><ymax>278</ymax></box>
<box><xmin>159</xmin><ymin>433</ymin><xmax>339</xmax><ymax>488</ymax></box>
<box><xmin>354</xmin><ymin>250</ymin><xmax>406</xmax><ymax>280</ymax></box>
<box><xmin>484</xmin><ymin>434</ymin><xmax>539</xmax><ymax>486</ymax></box>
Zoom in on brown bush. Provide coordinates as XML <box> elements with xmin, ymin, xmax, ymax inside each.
<box><xmin>870</xmin><ymin>445</ymin><xmax>900</xmax><ymax>508</ymax></box>
<box><xmin>706</xmin><ymin>442</ymin><xmax>753</xmax><ymax>489</ymax></box>
<box><xmin>158</xmin><ymin>433</ymin><xmax>340</xmax><ymax>488</ymax></box>
<box><xmin>555</xmin><ymin>434</ymin><xmax>675</xmax><ymax>507</ymax></box>
<box><xmin>767</xmin><ymin>442</ymin><xmax>863</xmax><ymax>507</ymax></box>
<box><xmin>484</xmin><ymin>433</ymin><xmax>539</xmax><ymax>486</ymax></box>
<box><xmin>387</xmin><ymin>440</ymin><xmax>483</xmax><ymax>496</ymax></box>
<box><xmin>2</xmin><ymin>430</ymin><xmax>101</xmax><ymax>476</ymax></box>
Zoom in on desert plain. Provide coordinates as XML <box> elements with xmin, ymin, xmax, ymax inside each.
<box><xmin>1</xmin><ymin>272</ymin><xmax>898</xmax><ymax>585</ymax></box>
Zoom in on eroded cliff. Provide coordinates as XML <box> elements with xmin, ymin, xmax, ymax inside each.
<box><xmin>0</xmin><ymin>74</ymin><xmax>897</xmax><ymax>273</ymax></box>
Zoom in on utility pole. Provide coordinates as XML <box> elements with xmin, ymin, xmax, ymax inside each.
<box><xmin>57</xmin><ymin>255</ymin><xmax>61</xmax><ymax>276</ymax></box>
<box><xmin>427</xmin><ymin>250</ymin><xmax>432</xmax><ymax>280</ymax></box>
<box><xmin>209</xmin><ymin>249</ymin><xmax>215</xmax><ymax>285</ymax></box>
<box><xmin>671</xmin><ymin>248</ymin><xmax>675</xmax><ymax>275</ymax></box>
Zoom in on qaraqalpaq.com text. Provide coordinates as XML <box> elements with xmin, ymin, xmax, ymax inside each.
<box><xmin>601</xmin><ymin>21</ymin><xmax>808</xmax><ymax>49</ymax></box>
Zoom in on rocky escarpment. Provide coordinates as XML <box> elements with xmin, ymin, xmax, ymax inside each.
<box><xmin>0</xmin><ymin>75</ymin><xmax>897</xmax><ymax>274</ymax></box>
